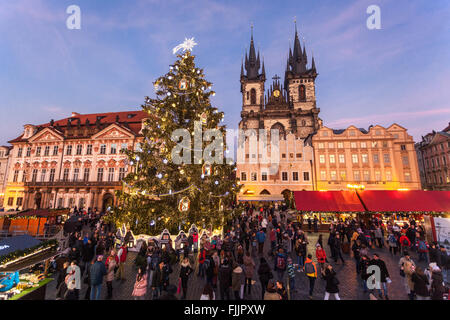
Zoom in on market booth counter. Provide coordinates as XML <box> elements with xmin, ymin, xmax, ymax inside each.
<box><xmin>0</xmin><ymin>235</ymin><xmax>58</xmax><ymax>300</ymax></box>
<box><xmin>294</xmin><ymin>191</ymin><xmax>365</xmax><ymax>231</ymax></box>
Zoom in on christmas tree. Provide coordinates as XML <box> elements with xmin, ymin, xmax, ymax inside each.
<box><xmin>107</xmin><ymin>45</ymin><xmax>242</xmax><ymax>235</ymax></box>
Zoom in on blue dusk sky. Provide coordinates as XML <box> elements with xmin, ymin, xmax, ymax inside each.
<box><xmin>0</xmin><ymin>0</ymin><xmax>449</xmax><ymax>146</ymax></box>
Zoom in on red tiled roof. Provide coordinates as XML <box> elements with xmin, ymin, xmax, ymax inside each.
<box><xmin>8</xmin><ymin>110</ymin><xmax>149</xmax><ymax>143</ymax></box>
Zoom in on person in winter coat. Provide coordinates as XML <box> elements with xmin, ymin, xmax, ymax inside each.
<box><xmin>218</xmin><ymin>258</ymin><xmax>232</xmax><ymax>300</ymax></box>
<box><xmin>399</xmin><ymin>252</ymin><xmax>416</xmax><ymax>300</ymax></box>
<box><xmin>116</xmin><ymin>244</ymin><xmax>128</xmax><ymax>281</ymax></box>
<box><xmin>132</xmin><ymin>266</ymin><xmax>148</xmax><ymax>300</ymax></box>
<box><xmin>411</xmin><ymin>267</ymin><xmax>430</xmax><ymax>300</ymax></box>
<box><xmin>286</xmin><ymin>257</ymin><xmax>296</xmax><ymax>293</ymax></box>
<box><xmin>359</xmin><ymin>255</ymin><xmax>371</xmax><ymax>293</ymax></box>
<box><xmin>56</xmin><ymin>262</ymin><xmax>69</xmax><ymax>300</ymax></box>
<box><xmin>315</xmin><ymin>244</ymin><xmax>327</xmax><ymax>270</ymax></box>
<box><xmin>387</xmin><ymin>233</ymin><xmax>398</xmax><ymax>256</ymax></box>
<box><xmin>430</xmin><ymin>266</ymin><xmax>446</xmax><ymax>300</ymax></box>
<box><xmin>322</xmin><ymin>264</ymin><xmax>340</xmax><ymax>300</ymax></box>
<box><xmin>231</xmin><ymin>264</ymin><xmax>244</xmax><ymax>300</ymax></box>
<box><xmin>333</xmin><ymin>234</ymin><xmax>345</xmax><ymax>264</ymax></box>
<box><xmin>256</xmin><ymin>229</ymin><xmax>266</xmax><ymax>255</ymax></box>
<box><xmin>374</xmin><ymin>227</ymin><xmax>384</xmax><ymax>248</ymax></box>
<box><xmin>200</xmin><ymin>283</ymin><xmax>216</xmax><ymax>300</ymax></box>
<box><xmin>428</xmin><ymin>243</ymin><xmax>441</xmax><ymax>266</ymax></box>
<box><xmin>274</xmin><ymin>247</ymin><xmax>287</xmax><ymax>281</ymax></box>
<box><xmin>369</xmin><ymin>253</ymin><xmax>390</xmax><ymax>299</ymax></box>
<box><xmin>399</xmin><ymin>233</ymin><xmax>411</xmax><ymax>256</ymax></box>
<box><xmin>276</xmin><ymin>280</ymin><xmax>288</xmax><ymax>300</ymax></box>
<box><xmin>179</xmin><ymin>258</ymin><xmax>193</xmax><ymax>300</ymax></box>
<box><xmin>243</xmin><ymin>252</ymin><xmax>255</xmax><ymax>295</ymax></box>
<box><xmin>66</xmin><ymin>260</ymin><xmax>81</xmax><ymax>300</ymax></box>
<box><xmin>257</xmin><ymin>257</ymin><xmax>273</xmax><ymax>300</ymax></box>
<box><xmin>89</xmin><ymin>255</ymin><xmax>107</xmax><ymax>300</ymax></box>
<box><xmin>105</xmin><ymin>250</ymin><xmax>118</xmax><ymax>299</ymax></box>
<box><xmin>151</xmin><ymin>261</ymin><xmax>164</xmax><ymax>299</ymax></box>
<box><xmin>304</xmin><ymin>254</ymin><xmax>318</xmax><ymax>299</ymax></box>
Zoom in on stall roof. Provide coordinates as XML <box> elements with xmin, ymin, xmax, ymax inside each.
<box><xmin>294</xmin><ymin>191</ymin><xmax>365</xmax><ymax>212</ymax></box>
<box><xmin>356</xmin><ymin>190</ymin><xmax>450</xmax><ymax>212</ymax></box>
<box><xmin>238</xmin><ymin>195</ymin><xmax>285</xmax><ymax>201</ymax></box>
<box><xmin>0</xmin><ymin>235</ymin><xmax>42</xmax><ymax>258</ymax></box>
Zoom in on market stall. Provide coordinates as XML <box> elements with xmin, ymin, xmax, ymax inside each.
<box><xmin>294</xmin><ymin>191</ymin><xmax>366</xmax><ymax>231</ymax></box>
<box><xmin>0</xmin><ymin>235</ymin><xmax>58</xmax><ymax>300</ymax></box>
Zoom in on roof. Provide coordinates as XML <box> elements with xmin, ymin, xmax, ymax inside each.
<box><xmin>331</xmin><ymin>128</ymin><xmax>368</xmax><ymax>135</ymax></box>
<box><xmin>294</xmin><ymin>191</ymin><xmax>365</xmax><ymax>212</ymax></box>
<box><xmin>357</xmin><ymin>190</ymin><xmax>450</xmax><ymax>212</ymax></box>
<box><xmin>8</xmin><ymin>110</ymin><xmax>148</xmax><ymax>144</ymax></box>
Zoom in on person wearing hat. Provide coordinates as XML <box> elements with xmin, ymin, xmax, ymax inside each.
<box><xmin>89</xmin><ymin>255</ymin><xmax>107</xmax><ymax>300</ymax></box>
<box><xmin>264</xmin><ymin>279</ymin><xmax>281</xmax><ymax>300</ymax></box>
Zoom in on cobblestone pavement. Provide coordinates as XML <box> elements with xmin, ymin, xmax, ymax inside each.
<box><xmin>45</xmin><ymin>223</ymin><xmax>433</xmax><ymax>300</ymax></box>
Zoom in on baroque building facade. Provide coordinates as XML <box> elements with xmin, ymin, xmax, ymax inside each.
<box><xmin>415</xmin><ymin>123</ymin><xmax>450</xmax><ymax>190</ymax></box>
<box><xmin>312</xmin><ymin>124</ymin><xmax>421</xmax><ymax>191</ymax></box>
<box><xmin>3</xmin><ymin>111</ymin><xmax>147</xmax><ymax>211</ymax></box>
<box><xmin>237</xmin><ymin>27</ymin><xmax>319</xmax><ymax>200</ymax></box>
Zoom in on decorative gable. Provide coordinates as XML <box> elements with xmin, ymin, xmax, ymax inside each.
<box><xmin>92</xmin><ymin>124</ymin><xmax>135</xmax><ymax>140</ymax></box>
<box><xmin>28</xmin><ymin>128</ymin><xmax>64</xmax><ymax>143</ymax></box>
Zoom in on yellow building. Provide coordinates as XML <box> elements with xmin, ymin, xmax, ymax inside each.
<box><xmin>312</xmin><ymin>124</ymin><xmax>421</xmax><ymax>191</ymax></box>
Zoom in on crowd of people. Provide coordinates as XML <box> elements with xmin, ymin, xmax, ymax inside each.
<box><xmin>52</xmin><ymin>205</ymin><xmax>449</xmax><ymax>300</ymax></box>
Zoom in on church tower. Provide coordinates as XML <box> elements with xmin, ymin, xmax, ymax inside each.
<box><xmin>240</xmin><ymin>28</ymin><xmax>266</xmax><ymax>118</ymax></box>
<box><xmin>284</xmin><ymin>23</ymin><xmax>321</xmax><ymax>138</ymax></box>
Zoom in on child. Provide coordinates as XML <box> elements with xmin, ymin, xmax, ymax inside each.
<box><xmin>286</xmin><ymin>257</ymin><xmax>296</xmax><ymax>293</ymax></box>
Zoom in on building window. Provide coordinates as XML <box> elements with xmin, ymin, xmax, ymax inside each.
<box><xmin>250</xmin><ymin>88</ymin><xmax>256</xmax><ymax>104</ymax></box>
<box><xmin>382</xmin><ymin>141</ymin><xmax>388</xmax><ymax>148</ymax></box>
<box><xmin>319</xmin><ymin>155</ymin><xmax>325</xmax><ymax>164</ymax></box>
<box><xmin>36</xmin><ymin>147</ymin><xmax>41</xmax><ymax>156</ymax></box>
<box><xmin>16</xmin><ymin>198</ymin><xmax>23</xmax><ymax>206</ymax></box>
<box><xmin>299</xmin><ymin>85</ymin><xmax>306</xmax><ymax>101</ymax></box>
<box><xmin>373</xmin><ymin>154</ymin><xmax>379</xmax><ymax>163</ymax></box>
<box><xmin>83</xmin><ymin>168</ymin><xmax>90</xmax><ymax>182</ymax></box>
<box><xmin>361</xmin><ymin>142</ymin><xmax>367</xmax><ymax>148</ymax></box>
<box><xmin>402</xmin><ymin>156</ymin><xmax>409</xmax><ymax>166</ymax></box>
<box><xmin>375</xmin><ymin>171</ymin><xmax>381</xmax><ymax>181</ymax></box>
<box><xmin>63</xmin><ymin>168</ymin><xmax>69</xmax><ymax>181</ymax></box>
<box><xmin>100</xmin><ymin>144</ymin><xmax>106</xmax><ymax>155</ymax></box>
<box><xmin>329</xmin><ymin>154</ymin><xmax>336</xmax><ymax>164</ymax></box>
<box><xmin>340</xmin><ymin>171</ymin><xmax>346</xmax><ymax>181</ymax></box>
<box><xmin>349</xmin><ymin>131</ymin><xmax>356</xmax><ymax>137</ymax></box>
<box><xmin>66</xmin><ymin>145</ymin><xmax>72</xmax><ymax>155</ymax></box>
<box><xmin>121</xmin><ymin>143</ymin><xmax>128</xmax><ymax>152</ymax></box>
<box><xmin>44</xmin><ymin>146</ymin><xmax>50</xmax><ymax>156</ymax></box>
<box><xmin>111</xmin><ymin>144</ymin><xmax>117</xmax><ymax>154</ymax></box>
<box><xmin>289</xmin><ymin>153</ymin><xmax>294</xmax><ymax>159</ymax></box>
<box><xmin>383</xmin><ymin>154</ymin><xmax>390</xmax><ymax>163</ymax></box>
<box><xmin>320</xmin><ymin>171</ymin><xmax>327</xmax><ymax>180</ymax></box>
<box><xmin>386</xmin><ymin>171</ymin><xmax>392</xmax><ymax>181</ymax></box>
<box><xmin>73</xmin><ymin>168</ymin><xmax>79</xmax><ymax>181</ymax></box>
<box><xmin>119</xmin><ymin>168</ymin><xmax>126</xmax><ymax>180</ymax></box>
<box><xmin>375</xmin><ymin>130</ymin><xmax>381</xmax><ymax>136</ymax></box>
<box><xmin>352</xmin><ymin>154</ymin><xmax>358</xmax><ymax>164</ymax></box>
<box><xmin>282</xmin><ymin>154</ymin><xmax>286</xmax><ymax>159</ymax></box>
<box><xmin>97</xmin><ymin>168</ymin><xmax>104</xmax><ymax>181</ymax></box>
<box><xmin>404</xmin><ymin>172</ymin><xmax>411</xmax><ymax>182</ymax></box>
<box><xmin>337</xmin><ymin>142</ymin><xmax>344</xmax><ymax>149</ymax></box>
<box><xmin>353</xmin><ymin>171</ymin><xmax>360</xmax><ymax>181</ymax></box>
<box><xmin>328</xmin><ymin>142</ymin><xmax>334</xmax><ymax>149</ymax></box>
<box><xmin>394</xmin><ymin>134</ymin><xmax>399</xmax><ymax>139</ymax></box>
<box><xmin>251</xmin><ymin>172</ymin><xmax>257</xmax><ymax>181</ymax></box>
<box><xmin>303</xmin><ymin>172</ymin><xmax>310</xmax><ymax>181</ymax></box>
<box><xmin>262</xmin><ymin>172</ymin><xmax>268</xmax><ymax>181</ymax></box>
<box><xmin>75</xmin><ymin>145</ymin><xmax>82</xmax><ymax>155</ymax></box>
<box><xmin>401</xmin><ymin>144</ymin><xmax>406</xmax><ymax>151</ymax></box>
<box><xmin>49</xmin><ymin>169</ymin><xmax>55</xmax><ymax>182</ymax></box>
<box><xmin>17</xmin><ymin>147</ymin><xmax>23</xmax><ymax>157</ymax></box>
<box><xmin>322</xmin><ymin>131</ymin><xmax>328</xmax><ymax>137</ymax></box>
<box><xmin>363</xmin><ymin>170</ymin><xmax>370</xmax><ymax>181</ymax></box>
<box><xmin>40</xmin><ymin>169</ymin><xmax>46</xmax><ymax>182</ymax></box>
<box><xmin>241</xmin><ymin>172</ymin><xmax>247</xmax><ymax>181</ymax></box>
<box><xmin>330</xmin><ymin>171</ymin><xmax>337</xmax><ymax>181</ymax></box>
<box><xmin>108</xmin><ymin>168</ymin><xmax>115</xmax><ymax>182</ymax></box>
<box><xmin>13</xmin><ymin>170</ymin><xmax>19</xmax><ymax>182</ymax></box>
<box><xmin>362</xmin><ymin>154</ymin><xmax>368</xmax><ymax>164</ymax></box>
<box><xmin>281</xmin><ymin>172</ymin><xmax>288</xmax><ymax>181</ymax></box>
<box><xmin>53</xmin><ymin>146</ymin><xmax>59</xmax><ymax>155</ymax></box>
<box><xmin>26</xmin><ymin>147</ymin><xmax>31</xmax><ymax>157</ymax></box>
<box><xmin>22</xmin><ymin>171</ymin><xmax>27</xmax><ymax>182</ymax></box>
<box><xmin>31</xmin><ymin>169</ymin><xmax>38</xmax><ymax>182</ymax></box>
<box><xmin>318</xmin><ymin>143</ymin><xmax>324</xmax><ymax>149</ymax></box>
<box><xmin>7</xmin><ymin>198</ymin><xmax>14</xmax><ymax>206</ymax></box>
<box><xmin>350</xmin><ymin>142</ymin><xmax>357</xmax><ymax>148</ymax></box>
<box><xmin>296</xmin><ymin>153</ymin><xmax>302</xmax><ymax>158</ymax></box>
<box><xmin>292</xmin><ymin>172</ymin><xmax>299</xmax><ymax>181</ymax></box>
<box><xmin>86</xmin><ymin>144</ymin><xmax>93</xmax><ymax>155</ymax></box>
<box><xmin>339</xmin><ymin>154</ymin><xmax>345</xmax><ymax>163</ymax></box>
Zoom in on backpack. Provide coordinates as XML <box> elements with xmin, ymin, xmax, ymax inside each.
<box><xmin>276</xmin><ymin>256</ymin><xmax>286</xmax><ymax>270</ymax></box>
<box><xmin>305</xmin><ymin>262</ymin><xmax>316</xmax><ymax>276</ymax></box>
<box><xmin>418</xmin><ymin>241</ymin><xmax>427</xmax><ymax>252</ymax></box>
<box><xmin>402</xmin><ymin>238</ymin><xmax>409</xmax><ymax>246</ymax></box>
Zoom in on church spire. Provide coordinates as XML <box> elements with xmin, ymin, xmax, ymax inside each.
<box><xmin>243</xmin><ymin>25</ymin><xmax>264</xmax><ymax>81</ymax></box>
<box><xmin>261</xmin><ymin>58</ymin><xmax>266</xmax><ymax>80</ymax></box>
<box><xmin>289</xmin><ymin>20</ymin><xmax>307</xmax><ymax>76</ymax></box>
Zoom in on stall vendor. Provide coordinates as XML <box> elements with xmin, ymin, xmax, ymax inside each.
<box><xmin>0</xmin><ymin>272</ymin><xmax>20</xmax><ymax>292</ymax></box>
